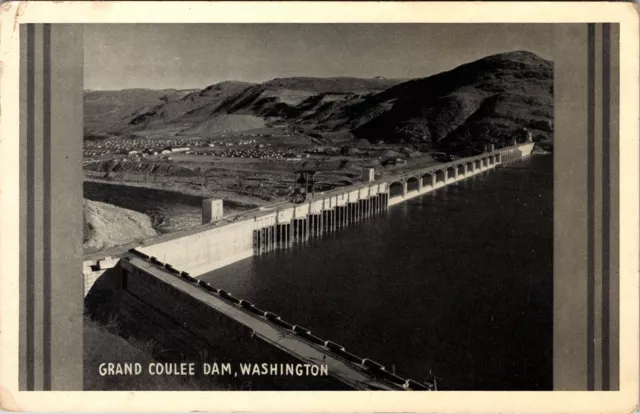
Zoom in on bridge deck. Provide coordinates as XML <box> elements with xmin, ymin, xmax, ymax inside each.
<box><xmin>127</xmin><ymin>256</ymin><xmax>404</xmax><ymax>390</ymax></box>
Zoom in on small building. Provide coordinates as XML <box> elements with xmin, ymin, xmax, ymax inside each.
<box><xmin>361</xmin><ymin>167</ymin><xmax>375</xmax><ymax>182</ymax></box>
<box><xmin>202</xmin><ymin>198</ymin><xmax>224</xmax><ymax>224</ymax></box>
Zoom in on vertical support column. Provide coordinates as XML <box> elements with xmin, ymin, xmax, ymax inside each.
<box><xmin>292</xmin><ymin>221</ymin><xmax>297</xmax><ymax>243</ymax></box>
<box><xmin>263</xmin><ymin>227</ymin><xmax>268</xmax><ymax>252</ymax></box>
<box><xmin>257</xmin><ymin>228</ymin><xmax>261</xmax><ymax>254</ymax></box>
<box><xmin>295</xmin><ymin>219</ymin><xmax>300</xmax><ymax>242</ymax></box>
<box><xmin>322</xmin><ymin>211</ymin><xmax>327</xmax><ymax>232</ymax></box>
<box><xmin>266</xmin><ymin>227</ymin><xmax>270</xmax><ymax>252</ymax></box>
<box><xmin>259</xmin><ymin>228</ymin><xmax>264</xmax><ymax>255</ymax></box>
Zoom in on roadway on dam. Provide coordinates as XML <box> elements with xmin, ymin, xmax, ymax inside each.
<box><xmin>200</xmin><ymin>155</ymin><xmax>554</xmax><ymax>391</ymax></box>
<box><xmin>125</xmin><ymin>256</ymin><xmax>406</xmax><ymax>390</ymax></box>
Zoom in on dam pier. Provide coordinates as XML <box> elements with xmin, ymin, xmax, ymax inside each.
<box><xmin>84</xmin><ymin>141</ymin><xmax>536</xmax><ymax>390</ymax></box>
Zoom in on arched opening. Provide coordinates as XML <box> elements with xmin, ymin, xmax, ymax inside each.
<box><xmin>475</xmin><ymin>159</ymin><xmax>481</xmax><ymax>170</ymax></box>
<box><xmin>457</xmin><ymin>164</ymin><xmax>465</xmax><ymax>176</ymax></box>
<box><xmin>446</xmin><ymin>166</ymin><xmax>457</xmax><ymax>182</ymax></box>
<box><xmin>389</xmin><ymin>181</ymin><xmax>404</xmax><ymax>198</ymax></box>
<box><xmin>489</xmin><ymin>156</ymin><xmax>494</xmax><ymax>165</ymax></box>
<box><xmin>422</xmin><ymin>173</ymin><xmax>433</xmax><ymax>188</ymax></box>
<box><xmin>406</xmin><ymin>176</ymin><xmax>420</xmax><ymax>193</ymax></box>
<box><xmin>435</xmin><ymin>170</ymin><xmax>445</xmax><ymax>184</ymax></box>
<box><xmin>466</xmin><ymin>162</ymin><xmax>473</xmax><ymax>173</ymax></box>
<box><xmin>482</xmin><ymin>158</ymin><xmax>488</xmax><ymax>167</ymax></box>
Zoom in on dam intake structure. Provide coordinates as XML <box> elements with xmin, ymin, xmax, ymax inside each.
<box><xmin>253</xmin><ymin>192</ymin><xmax>390</xmax><ymax>255</ymax></box>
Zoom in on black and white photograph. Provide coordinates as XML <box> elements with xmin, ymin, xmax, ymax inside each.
<box><xmin>1</xmin><ymin>2</ymin><xmax>637</xmax><ymax>412</ymax></box>
<box><xmin>80</xmin><ymin>23</ymin><xmax>554</xmax><ymax>392</ymax></box>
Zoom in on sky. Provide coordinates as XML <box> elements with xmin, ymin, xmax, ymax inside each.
<box><xmin>84</xmin><ymin>24</ymin><xmax>553</xmax><ymax>90</ymax></box>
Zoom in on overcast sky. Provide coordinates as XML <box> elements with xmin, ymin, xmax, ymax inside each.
<box><xmin>84</xmin><ymin>24</ymin><xmax>553</xmax><ymax>90</ymax></box>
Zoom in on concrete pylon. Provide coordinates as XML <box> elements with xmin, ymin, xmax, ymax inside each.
<box><xmin>361</xmin><ymin>167</ymin><xmax>375</xmax><ymax>182</ymax></box>
<box><xmin>202</xmin><ymin>198</ymin><xmax>223</xmax><ymax>224</ymax></box>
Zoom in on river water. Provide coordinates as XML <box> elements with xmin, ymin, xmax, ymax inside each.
<box><xmin>200</xmin><ymin>155</ymin><xmax>553</xmax><ymax>391</ymax></box>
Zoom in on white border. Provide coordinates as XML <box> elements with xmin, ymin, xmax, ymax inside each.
<box><xmin>0</xmin><ymin>2</ymin><xmax>638</xmax><ymax>412</ymax></box>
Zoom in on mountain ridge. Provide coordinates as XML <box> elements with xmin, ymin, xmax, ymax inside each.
<box><xmin>84</xmin><ymin>50</ymin><xmax>553</xmax><ymax>151</ymax></box>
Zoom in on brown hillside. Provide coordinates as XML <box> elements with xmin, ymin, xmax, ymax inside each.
<box><xmin>350</xmin><ymin>51</ymin><xmax>553</xmax><ymax>152</ymax></box>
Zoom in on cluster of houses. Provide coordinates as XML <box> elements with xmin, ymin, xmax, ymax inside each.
<box><xmin>83</xmin><ymin>137</ymin><xmax>210</xmax><ymax>157</ymax></box>
<box><xmin>83</xmin><ymin>137</ymin><xmax>263</xmax><ymax>158</ymax></box>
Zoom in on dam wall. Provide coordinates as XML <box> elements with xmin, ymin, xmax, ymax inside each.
<box><xmin>96</xmin><ymin>253</ymin><xmax>426</xmax><ymax>390</ymax></box>
<box><xmin>138</xmin><ymin>182</ymin><xmax>390</xmax><ymax>276</ymax></box>
<box><xmin>137</xmin><ymin>218</ymin><xmax>255</xmax><ymax>276</ymax></box>
<box><xmin>84</xmin><ymin>260</ymin><xmax>350</xmax><ymax>390</ymax></box>
<box><xmin>85</xmin><ymin>143</ymin><xmax>536</xmax><ymax>284</ymax></box>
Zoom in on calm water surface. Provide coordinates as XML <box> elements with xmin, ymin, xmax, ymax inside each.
<box><xmin>201</xmin><ymin>155</ymin><xmax>553</xmax><ymax>390</ymax></box>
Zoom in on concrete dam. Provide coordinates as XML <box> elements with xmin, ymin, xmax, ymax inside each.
<box><xmin>83</xmin><ymin>141</ymin><xmax>535</xmax><ymax>390</ymax></box>
<box><xmin>121</xmin><ymin>142</ymin><xmax>533</xmax><ymax>276</ymax></box>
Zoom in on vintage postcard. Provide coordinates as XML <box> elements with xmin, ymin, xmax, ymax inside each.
<box><xmin>0</xmin><ymin>1</ymin><xmax>638</xmax><ymax>412</ymax></box>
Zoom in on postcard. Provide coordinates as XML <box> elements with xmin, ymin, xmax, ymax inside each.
<box><xmin>0</xmin><ymin>2</ymin><xmax>638</xmax><ymax>412</ymax></box>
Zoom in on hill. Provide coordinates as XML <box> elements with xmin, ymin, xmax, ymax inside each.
<box><xmin>84</xmin><ymin>88</ymin><xmax>193</xmax><ymax>135</ymax></box>
<box><xmin>350</xmin><ymin>51</ymin><xmax>553</xmax><ymax>151</ymax></box>
<box><xmin>83</xmin><ymin>51</ymin><xmax>553</xmax><ymax>152</ymax></box>
<box><xmin>127</xmin><ymin>81</ymin><xmax>255</xmax><ymax>131</ymax></box>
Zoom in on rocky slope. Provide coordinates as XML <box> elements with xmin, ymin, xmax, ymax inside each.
<box><xmin>83</xmin><ymin>199</ymin><xmax>157</xmax><ymax>252</ymax></box>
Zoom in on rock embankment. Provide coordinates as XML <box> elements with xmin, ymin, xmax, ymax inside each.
<box><xmin>83</xmin><ymin>199</ymin><xmax>158</xmax><ymax>253</ymax></box>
